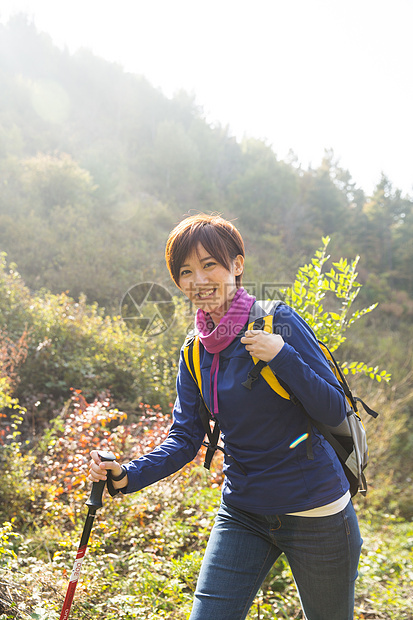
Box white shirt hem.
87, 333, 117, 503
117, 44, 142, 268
286, 490, 351, 517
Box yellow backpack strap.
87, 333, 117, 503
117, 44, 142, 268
183, 338, 195, 381
247, 314, 273, 334
192, 337, 202, 396
242, 314, 291, 400
183, 335, 245, 472
183, 335, 204, 399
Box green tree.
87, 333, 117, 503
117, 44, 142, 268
393, 198, 413, 295
229, 138, 299, 226
149, 120, 200, 202
300, 150, 350, 239
359, 175, 410, 279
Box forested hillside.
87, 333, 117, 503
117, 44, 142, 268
1, 15, 413, 619
1, 16, 413, 312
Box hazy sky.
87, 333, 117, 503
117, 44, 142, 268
1, 0, 412, 196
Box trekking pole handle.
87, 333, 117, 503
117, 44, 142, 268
85, 450, 116, 510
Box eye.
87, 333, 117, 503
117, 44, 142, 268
180, 268, 191, 277
204, 261, 216, 269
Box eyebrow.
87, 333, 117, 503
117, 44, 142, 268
180, 255, 214, 268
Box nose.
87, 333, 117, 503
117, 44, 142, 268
194, 269, 210, 285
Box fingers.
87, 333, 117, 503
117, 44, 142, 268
90, 449, 101, 465
240, 329, 271, 348
241, 330, 284, 362
241, 329, 268, 340
88, 450, 121, 482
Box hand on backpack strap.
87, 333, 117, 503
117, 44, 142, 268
241, 329, 284, 362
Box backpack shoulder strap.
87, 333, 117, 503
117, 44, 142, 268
242, 300, 292, 400
183, 335, 218, 469
248, 299, 285, 322
318, 340, 379, 419
317, 340, 357, 412
182, 333, 247, 475
183, 334, 203, 398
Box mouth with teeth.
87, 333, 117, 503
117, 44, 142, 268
197, 288, 217, 300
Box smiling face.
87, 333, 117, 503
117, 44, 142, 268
179, 243, 244, 322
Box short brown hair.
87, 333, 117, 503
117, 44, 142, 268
165, 214, 245, 288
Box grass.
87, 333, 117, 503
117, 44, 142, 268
1, 475, 413, 620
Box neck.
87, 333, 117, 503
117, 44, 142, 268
208, 293, 236, 325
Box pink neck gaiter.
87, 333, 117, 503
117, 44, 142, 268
195, 287, 256, 416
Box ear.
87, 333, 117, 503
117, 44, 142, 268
234, 254, 244, 276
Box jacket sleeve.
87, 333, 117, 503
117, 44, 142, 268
120, 348, 206, 494
268, 305, 347, 427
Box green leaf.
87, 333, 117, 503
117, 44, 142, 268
329, 312, 341, 320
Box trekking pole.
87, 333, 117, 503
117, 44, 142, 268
59, 450, 116, 620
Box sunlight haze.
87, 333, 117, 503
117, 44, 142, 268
1, 0, 412, 196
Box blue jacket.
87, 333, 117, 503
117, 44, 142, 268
122, 303, 350, 514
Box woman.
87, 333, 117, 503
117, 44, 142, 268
89, 213, 362, 620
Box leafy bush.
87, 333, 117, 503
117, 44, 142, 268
0, 389, 223, 619
284, 237, 390, 382
0, 323, 29, 442
0, 252, 184, 423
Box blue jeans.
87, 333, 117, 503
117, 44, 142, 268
189, 499, 362, 620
